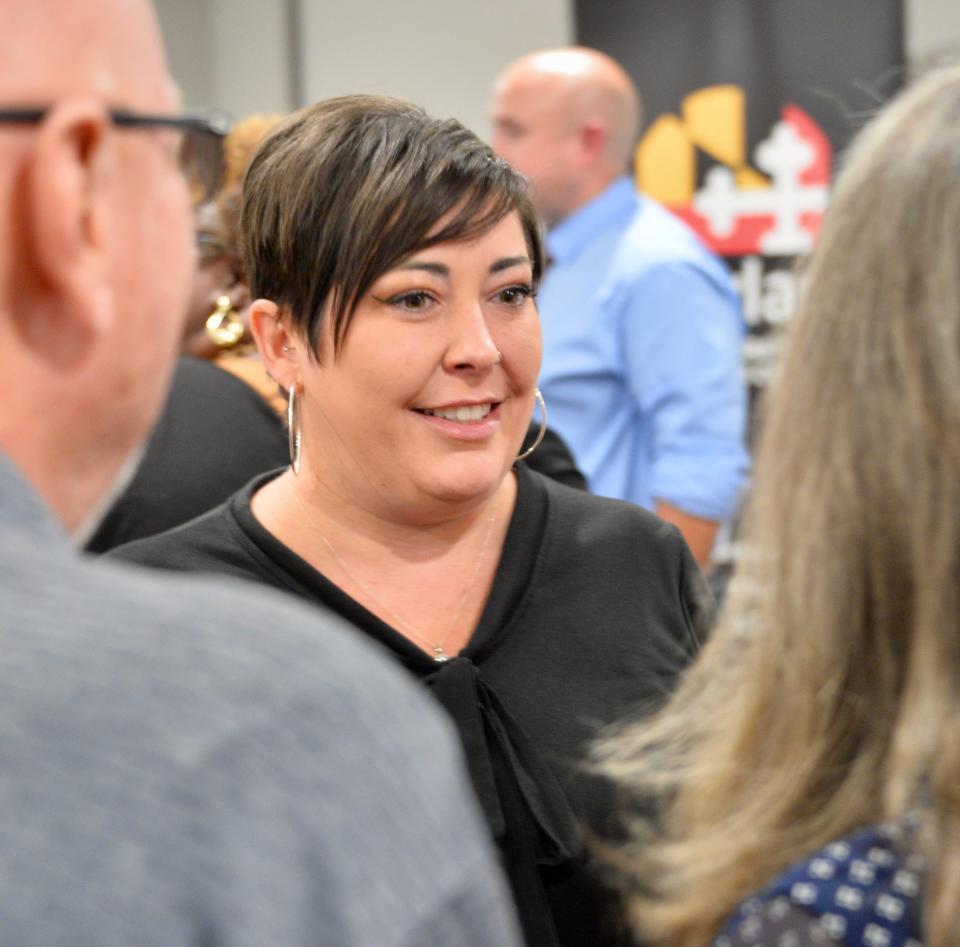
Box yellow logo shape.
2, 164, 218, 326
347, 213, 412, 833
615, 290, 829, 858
636, 85, 769, 204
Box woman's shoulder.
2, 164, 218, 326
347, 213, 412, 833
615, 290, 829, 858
104, 473, 274, 580
528, 466, 691, 562
714, 824, 924, 947
530, 466, 677, 536
107, 501, 236, 569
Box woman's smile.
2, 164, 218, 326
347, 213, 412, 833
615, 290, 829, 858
413, 401, 504, 440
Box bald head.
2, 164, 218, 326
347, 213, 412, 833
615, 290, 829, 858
0, 0, 196, 535
491, 47, 640, 225
1, 0, 175, 107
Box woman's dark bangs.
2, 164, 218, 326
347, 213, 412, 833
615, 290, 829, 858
332, 192, 516, 348
418, 186, 515, 251
327, 140, 530, 353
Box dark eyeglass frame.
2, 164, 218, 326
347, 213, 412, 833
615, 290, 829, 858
0, 106, 230, 202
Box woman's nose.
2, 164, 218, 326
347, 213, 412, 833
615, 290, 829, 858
443, 304, 499, 372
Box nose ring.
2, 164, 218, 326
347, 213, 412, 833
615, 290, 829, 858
495, 350, 503, 364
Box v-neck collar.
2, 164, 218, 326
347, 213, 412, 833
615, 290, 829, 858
0, 450, 68, 546
226, 464, 550, 672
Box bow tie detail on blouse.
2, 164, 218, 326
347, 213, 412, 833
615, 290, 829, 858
425, 656, 582, 947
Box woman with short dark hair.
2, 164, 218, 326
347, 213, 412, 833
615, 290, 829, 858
112, 95, 705, 947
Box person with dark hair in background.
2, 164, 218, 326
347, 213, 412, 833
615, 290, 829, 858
0, 1, 525, 943
111, 94, 707, 947
491, 47, 748, 566
183, 114, 282, 363
595, 64, 960, 947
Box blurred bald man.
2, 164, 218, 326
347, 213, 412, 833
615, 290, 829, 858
0, 1, 521, 944
492, 48, 748, 564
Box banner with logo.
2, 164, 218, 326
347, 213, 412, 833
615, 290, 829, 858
576, 0, 904, 398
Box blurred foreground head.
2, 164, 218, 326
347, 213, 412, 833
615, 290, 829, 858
0, 0, 199, 537
597, 64, 960, 947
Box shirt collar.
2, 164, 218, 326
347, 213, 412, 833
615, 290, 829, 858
546, 176, 640, 265
0, 449, 66, 545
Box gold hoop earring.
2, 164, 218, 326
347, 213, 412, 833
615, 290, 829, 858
516, 389, 547, 463
287, 384, 302, 475
205, 295, 245, 348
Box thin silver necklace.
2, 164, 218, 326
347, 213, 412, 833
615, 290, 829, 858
289, 483, 502, 662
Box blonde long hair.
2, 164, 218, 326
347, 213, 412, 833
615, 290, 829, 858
597, 64, 960, 947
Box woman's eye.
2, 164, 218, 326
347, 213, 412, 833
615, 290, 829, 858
387, 290, 433, 312
388, 291, 434, 312
494, 284, 535, 306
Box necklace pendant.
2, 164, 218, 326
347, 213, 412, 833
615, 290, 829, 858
432, 645, 450, 663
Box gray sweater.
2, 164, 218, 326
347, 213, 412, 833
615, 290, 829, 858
0, 453, 520, 946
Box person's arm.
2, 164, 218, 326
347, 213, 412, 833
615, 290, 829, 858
655, 500, 718, 568
624, 260, 749, 561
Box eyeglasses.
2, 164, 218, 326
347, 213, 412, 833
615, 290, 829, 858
196, 230, 239, 265
196, 231, 235, 254
0, 106, 230, 202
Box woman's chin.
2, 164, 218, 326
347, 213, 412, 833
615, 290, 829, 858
416, 454, 512, 506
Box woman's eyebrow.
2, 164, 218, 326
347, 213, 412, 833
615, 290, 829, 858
490, 256, 533, 274
396, 255, 533, 277
398, 261, 448, 276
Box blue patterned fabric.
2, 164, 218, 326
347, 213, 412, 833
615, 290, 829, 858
713, 825, 924, 947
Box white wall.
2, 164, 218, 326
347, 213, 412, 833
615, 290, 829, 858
154, 0, 573, 132
905, 0, 960, 65
155, 1, 960, 124
153, 0, 214, 107
297, 0, 573, 135
208, 0, 293, 116
156, 0, 292, 114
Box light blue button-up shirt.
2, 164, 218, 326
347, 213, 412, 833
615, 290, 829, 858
537, 176, 749, 520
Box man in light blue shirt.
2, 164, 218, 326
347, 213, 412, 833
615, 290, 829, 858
492, 48, 748, 564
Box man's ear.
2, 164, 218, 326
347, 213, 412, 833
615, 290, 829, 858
578, 120, 607, 166
17, 98, 114, 365
250, 298, 300, 390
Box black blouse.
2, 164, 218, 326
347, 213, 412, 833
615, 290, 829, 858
111, 464, 707, 947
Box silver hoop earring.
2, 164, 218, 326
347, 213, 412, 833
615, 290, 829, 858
287, 384, 302, 475
515, 389, 547, 463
